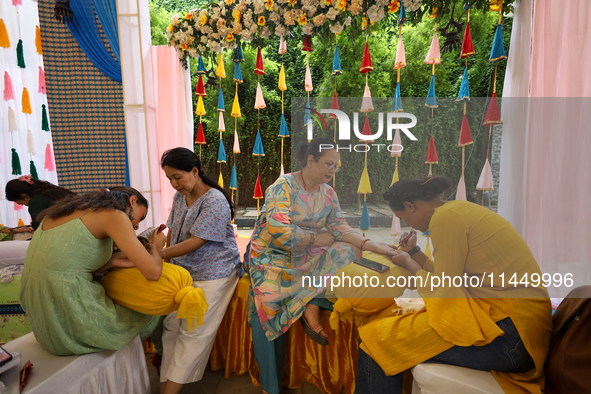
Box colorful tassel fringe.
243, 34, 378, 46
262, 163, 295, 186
35, 25, 43, 55
30, 161, 39, 179
42, 104, 50, 131
17, 39, 25, 68
12, 148, 22, 175
22, 88, 32, 114
44, 144, 55, 171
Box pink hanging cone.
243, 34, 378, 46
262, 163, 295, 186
391, 129, 402, 157
456, 175, 467, 200
391, 215, 401, 237
254, 82, 266, 109
476, 158, 494, 190
360, 83, 373, 112
304, 63, 313, 92
233, 129, 240, 153
278, 34, 287, 54
12, 0, 23, 6
45, 143, 55, 171
3, 72, 14, 101
38, 67, 46, 94
14, 202, 24, 211
424, 32, 441, 65
280, 163, 285, 176
218, 112, 225, 132
394, 37, 406, 69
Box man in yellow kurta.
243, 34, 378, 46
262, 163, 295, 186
355, 177, 552, 394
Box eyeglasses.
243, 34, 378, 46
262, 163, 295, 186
318, 159, 341, 173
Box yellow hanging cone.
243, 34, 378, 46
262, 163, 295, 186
231, 93, 241, 117
390, 166, 399, 187
0, 19, 10, 48
425, 237, 432, 260
357, 165, 372, 194
18, 218, 25, 226
22, 88, 32, 114
35, 25, 43, 55
215, 52, 226, 79
195, 96, 206, 116
278, 64, 287, 91
218, 172, 224, 188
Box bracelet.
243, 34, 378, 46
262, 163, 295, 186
92, 269, 110, 281
307, 232, 316, 248
360, 239, 370, 251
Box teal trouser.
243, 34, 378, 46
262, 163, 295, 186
250, 297, 333, 394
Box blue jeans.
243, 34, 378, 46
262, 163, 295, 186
355, 317, 535, 394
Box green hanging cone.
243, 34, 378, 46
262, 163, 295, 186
42, 104, 50, 131
30, 161, 39, 179
17, 39, 25, 68
11, 148, 22, 175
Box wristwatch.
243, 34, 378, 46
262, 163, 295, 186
407, 246, 421, 256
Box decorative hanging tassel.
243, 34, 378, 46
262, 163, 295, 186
360, 83, 374, 112
44, 144, 55, 171
215, 52, 226, 79
22, 88, 32, 114
35, 25, 43, 55
13, 0, 23, 5
42, 104, 50, 131
53, 0, 74, 24
17, 39, 25, 68
195, 123, 206, 145
230, 164, 237, 191
233, 129, 240, 153
8, 107, 17, 131
17, 219, 25, 228
304, 63, 313, 92
391, 216, 401, 237
218, 173, 224, 188
360, 201, 370, 232
12, 148, 22, 175
30, 160, 39, 179
14, 202, 24, 211
0, 19, 10, 48
456, 175, 467, 200
4, 72, 15, 101
27, 129, 36, 155
254, 82, 266, 109
38, 67, 46, 94
217, 139, 227, 163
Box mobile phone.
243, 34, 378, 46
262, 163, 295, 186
0, 345, 13, 367
354, 257, 390, 273
156, 224, 167, 234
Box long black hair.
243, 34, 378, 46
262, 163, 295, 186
161, 147, 235, 219
383, 177, 451, 211
295, 137, 337, 169
5, 178, 75, 202
40, 186, 148, 220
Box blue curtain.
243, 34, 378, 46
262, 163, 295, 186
64, 0, 121, 82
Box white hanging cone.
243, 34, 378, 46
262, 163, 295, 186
27, 129, 36, 155
218, 112, 226, 132
280, 163, 284, 176
254, 82, 266, 109
278, 34, 287, 54
476, 158, 494, 190
305, 63, 313, 92
391, 129, 402, 157
394, 37, 406, 68
424, 32, 441, 65
360, 83, 374, 112
456, 175, 467, 200
391, 215, 401, 236
8, 107, 17, 131
233, 129, 240, 153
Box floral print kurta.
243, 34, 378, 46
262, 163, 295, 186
248, 174, 361, 341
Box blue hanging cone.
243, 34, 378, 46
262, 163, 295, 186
397, 3, 407, 25
233, 45, 245, 63
217, 139, 227, 163
392, 82, 403, 112
332, 43, 342, 76
360, 201, 371, 232
253, 130, 265, 156
425, 75, 438, 108
230, 164, 238, 190
456, 67, 471, 102
197, 56, 206, 74
217, 89, 225, 112
233, 62, 243, 83
304, 99, 311, 127
489, 24, 507, 62
279, 114, 289, 137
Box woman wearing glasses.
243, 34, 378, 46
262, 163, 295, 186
247, 137, 397, 394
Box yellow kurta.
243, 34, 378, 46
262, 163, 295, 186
359, 201, 552, 394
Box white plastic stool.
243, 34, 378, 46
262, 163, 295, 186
411, 364, 504, 394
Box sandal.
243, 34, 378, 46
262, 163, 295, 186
300, 314, 329, 346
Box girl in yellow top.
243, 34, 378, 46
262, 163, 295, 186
355, 177, 552, 394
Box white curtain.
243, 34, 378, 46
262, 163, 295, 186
0, 0, 58, 227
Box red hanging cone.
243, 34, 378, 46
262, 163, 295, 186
425, 135, 438, 164
253, 174, 263, 199
360, 115, 372, 144
254, 47, 265, 75
360, 42, 373, 73
195, 75, 206, 96
329, 93, 339, 119
195, 123, 206, 145
458, 114, 473, 147
302, 35, 313, 52
460, 21, 475, 58
483, 92, 502, 126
